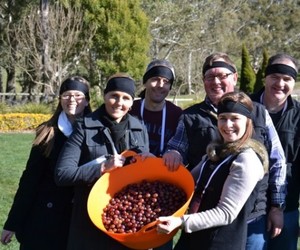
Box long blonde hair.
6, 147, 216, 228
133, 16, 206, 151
33, 76, 92, 157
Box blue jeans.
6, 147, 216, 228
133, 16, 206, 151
268, 210, 299, 250
246, 215, 268, 250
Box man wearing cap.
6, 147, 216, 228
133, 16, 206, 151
163, 52, 287, 250
130, 59, 182, 158
250, 53, 300, 250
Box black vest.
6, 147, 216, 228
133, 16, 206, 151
182, 100, 269, 220
175, 155, 263, 250
251, 89, 300, 211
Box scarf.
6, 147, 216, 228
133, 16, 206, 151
58, 111, 73, 137
99, 105, 129, 153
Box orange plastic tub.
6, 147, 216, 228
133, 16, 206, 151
87, 156, 194, 250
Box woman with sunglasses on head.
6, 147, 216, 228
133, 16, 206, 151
157, 91, 268, 250
55, 73, 150, 250
1, 76, 92, 250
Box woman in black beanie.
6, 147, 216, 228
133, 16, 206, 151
55, 73, 150, 250
1, 76, 92, 249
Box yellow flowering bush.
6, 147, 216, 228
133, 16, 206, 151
0, 113, 51, 132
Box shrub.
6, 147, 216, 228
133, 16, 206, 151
0, 103, 54, 114
0, 113, 51, 132
89, 86, 104, 110
0, 103, 11, 114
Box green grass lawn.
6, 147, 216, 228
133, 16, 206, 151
0, 133, 34, 250
0, 133, 299, 250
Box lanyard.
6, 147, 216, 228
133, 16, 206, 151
195, 154, 234, 202
140, 99, 166, 155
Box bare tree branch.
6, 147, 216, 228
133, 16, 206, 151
10, 3, 96, 96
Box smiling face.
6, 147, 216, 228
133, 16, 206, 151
264, 58, 296, 106
203, 60, 238, 106
60, 90, 88, 117
218, 112, 248, 143
144, 76, 171, 104
104, 91, 133, 122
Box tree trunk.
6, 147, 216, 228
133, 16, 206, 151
187, 51, 192, 95
40, 0, 50, 102
5, 67, 16, 104
0, 69, 3, 103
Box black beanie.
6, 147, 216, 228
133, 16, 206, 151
143, 59, 175, 86
59, 78, 90, 100
104, 76, 136, 99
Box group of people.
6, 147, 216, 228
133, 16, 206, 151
0, 52, 299, 250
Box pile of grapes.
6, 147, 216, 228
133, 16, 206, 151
102, 180, 187, 233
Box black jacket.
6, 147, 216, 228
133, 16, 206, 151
4, 129, 73, 250
251, 88, 300, 211
55, 106, 149, 250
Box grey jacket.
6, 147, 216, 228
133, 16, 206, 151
55, 107, 149, 250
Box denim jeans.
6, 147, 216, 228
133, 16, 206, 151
268, 210, 299, 250
246, 215, 268, 250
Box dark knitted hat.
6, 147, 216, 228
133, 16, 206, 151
104, 75, 136, 99
143, 59, 175, 86
59, 78, 90, 100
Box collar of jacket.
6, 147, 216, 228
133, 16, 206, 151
206, 138, 269, 173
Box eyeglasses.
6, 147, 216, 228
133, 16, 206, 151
60, 94, 85, 100
204, 73, 233, 82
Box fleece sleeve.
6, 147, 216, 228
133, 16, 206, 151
183, 149, 264, 233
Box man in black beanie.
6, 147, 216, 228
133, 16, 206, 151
143, 59, 175, 86
130, 59, 182, 156
250, 53, 299, 250
130, 59, 182, 249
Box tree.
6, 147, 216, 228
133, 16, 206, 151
40, 0, 50, 92
140, 0, 252, 96
141, 0, 300, 96
11, 2, 96, 100
1, 0, 300, 103
231, 0, 300, 63
254, 48, 269, 93
76, 0, 150, 90
1, 0, 150, 103
0, 0, 33, 103
240, 44, 256, 94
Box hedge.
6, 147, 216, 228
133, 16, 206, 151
0, 113, 51, 132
